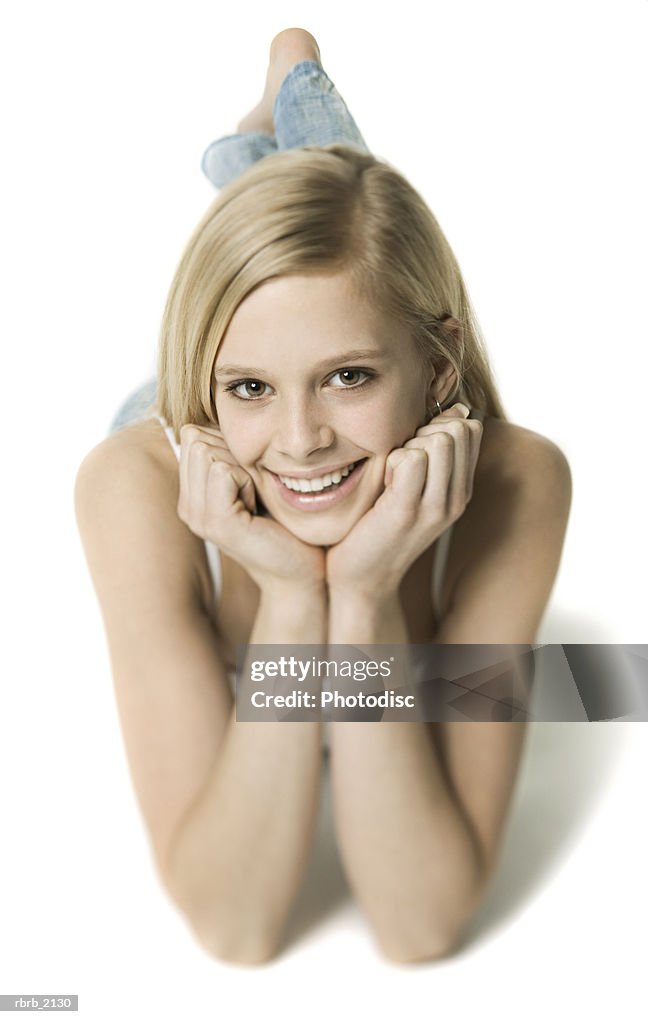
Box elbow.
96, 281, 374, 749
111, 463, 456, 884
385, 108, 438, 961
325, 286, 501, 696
374, 876, 487, 966
191, 920, 281, 966
166, 881, 281, 966
158, 843, 282, 965
167, 889, 281, 965
376, 916, 475, 965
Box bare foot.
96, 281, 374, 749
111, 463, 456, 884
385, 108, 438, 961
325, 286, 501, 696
236, 28, 322, 135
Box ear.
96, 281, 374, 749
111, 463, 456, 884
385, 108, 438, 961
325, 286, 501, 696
426, 359, 459, 413
425, 317, 463, 411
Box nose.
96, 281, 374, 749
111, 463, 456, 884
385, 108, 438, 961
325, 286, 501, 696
273, 395, 335, 462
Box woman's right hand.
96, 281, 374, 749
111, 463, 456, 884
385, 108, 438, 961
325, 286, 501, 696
176, 424, 326, 592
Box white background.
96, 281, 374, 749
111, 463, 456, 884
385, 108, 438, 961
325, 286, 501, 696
1, 0, 647, 1020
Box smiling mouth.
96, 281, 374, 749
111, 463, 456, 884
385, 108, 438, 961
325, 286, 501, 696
269, 458, 369, 509
276, 459, 365, 493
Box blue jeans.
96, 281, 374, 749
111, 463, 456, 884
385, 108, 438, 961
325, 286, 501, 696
108, 60, 370, 435
201, 59, 369, 188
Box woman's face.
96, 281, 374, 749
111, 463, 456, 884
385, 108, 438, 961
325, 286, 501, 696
213, 271, 433, 547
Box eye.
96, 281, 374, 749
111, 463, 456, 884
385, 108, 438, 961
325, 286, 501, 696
329, 368, 373, 389
221, 368, 375, 403
223, 379, 270, 400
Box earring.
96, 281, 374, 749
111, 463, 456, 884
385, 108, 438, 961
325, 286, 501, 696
428, 398, 442, 419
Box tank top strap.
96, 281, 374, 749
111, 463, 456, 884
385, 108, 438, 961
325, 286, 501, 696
155, 414, 223, 602
156, 413, 181, 459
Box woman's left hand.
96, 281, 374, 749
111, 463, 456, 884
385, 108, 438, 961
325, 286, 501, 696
325, 403, 484, 597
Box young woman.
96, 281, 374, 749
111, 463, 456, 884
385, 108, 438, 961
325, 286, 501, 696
74, 29, 572, 965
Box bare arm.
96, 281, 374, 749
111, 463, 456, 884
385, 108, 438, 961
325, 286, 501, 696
327, 591, 484, 964
163, 584, 326, 965
74, 431, 326, 965
327, 436, 572, 963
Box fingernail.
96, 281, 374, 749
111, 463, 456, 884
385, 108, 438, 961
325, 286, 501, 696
454, 403, 470, 418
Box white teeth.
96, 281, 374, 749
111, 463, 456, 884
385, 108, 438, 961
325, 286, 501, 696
279, 462, 357, 493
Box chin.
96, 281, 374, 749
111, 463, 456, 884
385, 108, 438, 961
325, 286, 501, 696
301, 526, 351, 548
275, 514, 355, 548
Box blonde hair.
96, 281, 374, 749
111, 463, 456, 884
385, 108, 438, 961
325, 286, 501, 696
156, 143, 508, 442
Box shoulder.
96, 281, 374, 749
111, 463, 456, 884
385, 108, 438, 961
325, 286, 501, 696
74, 418, 187, 536
440, 416, 572, 643
475, 415, 572, 510
74, 418, 212, 613
75, 418, 176, 491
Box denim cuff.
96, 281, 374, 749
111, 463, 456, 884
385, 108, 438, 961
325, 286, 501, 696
200, 59, 370, 192
201, 131, 277, 189
272, 59, 369, 153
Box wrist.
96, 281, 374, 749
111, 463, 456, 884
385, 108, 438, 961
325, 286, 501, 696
328, 586, 406, 645
259, 579, 327, 606
326, 564, 403, 605
252, 583, 327, 647
327, 584, 400, 609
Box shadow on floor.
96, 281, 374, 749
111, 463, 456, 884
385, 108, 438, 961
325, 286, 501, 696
283, 610, 632, 952
461, 718, 627, 948
281, 757, 352, 948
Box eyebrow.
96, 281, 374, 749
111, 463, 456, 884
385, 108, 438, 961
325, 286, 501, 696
213, 348, 388, 377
